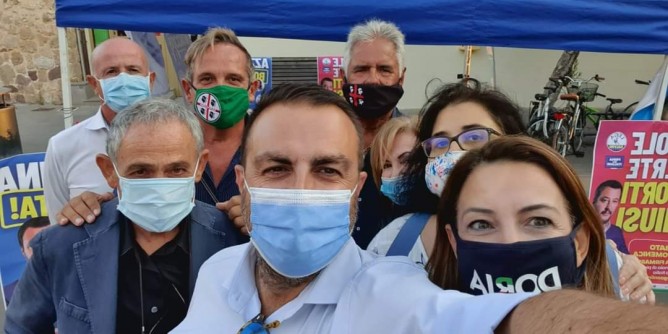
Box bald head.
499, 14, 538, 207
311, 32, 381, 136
90, 37, 149, 78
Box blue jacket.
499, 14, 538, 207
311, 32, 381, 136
5, 199, 247, 334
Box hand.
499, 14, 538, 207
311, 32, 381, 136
217, 195, 247, 235
619, 251, 655, 305
56, 191, 114, 226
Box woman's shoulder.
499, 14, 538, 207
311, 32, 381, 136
366, 213, 415, 255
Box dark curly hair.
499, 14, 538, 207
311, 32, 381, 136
399, 79, 526, 214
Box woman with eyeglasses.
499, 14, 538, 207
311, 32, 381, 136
368, 80, 523, 265
367, 80, 655, 303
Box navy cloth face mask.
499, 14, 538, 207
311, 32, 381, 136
454, 226, 585, 295
342, 83, 404, 119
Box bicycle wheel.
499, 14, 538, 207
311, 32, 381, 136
571, 111, 585, 153
621, 102, 638, 120
527, 118, 543, 138
551, 122, 570, 157
424, 78, 444, 100
527, 119, 552, 145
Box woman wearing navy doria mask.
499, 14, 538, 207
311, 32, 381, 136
429, 136, 614, 297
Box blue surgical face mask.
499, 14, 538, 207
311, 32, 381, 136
115, 161, 198, 233
98, 72, 151, 113
380, 176, 407, 205
246, 181, 356, 278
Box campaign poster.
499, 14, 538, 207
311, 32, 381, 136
317, 56, 344, 96
589, 121, 668, 289
0, 153, 47, 305
251, 57, 272, 110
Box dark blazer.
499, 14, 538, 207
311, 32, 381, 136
5, 199, 247, 334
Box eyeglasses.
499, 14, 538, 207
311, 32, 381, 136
421, 127, 501, 158
238, 314, 280, 334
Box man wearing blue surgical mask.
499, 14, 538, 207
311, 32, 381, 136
6, 98, 246, 333
44, 37, 156, 225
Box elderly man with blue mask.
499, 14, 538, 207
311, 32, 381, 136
172, 84, 668, 333
6, 98, 246, 333
43, 37, 156, 225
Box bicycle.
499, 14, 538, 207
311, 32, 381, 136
527, 77, 567, 144
580, 97, 625, 130
577, 79, 648, 131
553, 74, 604, 157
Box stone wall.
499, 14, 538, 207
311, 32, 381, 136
0, 0, 82, 104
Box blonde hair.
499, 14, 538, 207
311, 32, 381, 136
184, 27, 254, 83
369, 116, 418, 189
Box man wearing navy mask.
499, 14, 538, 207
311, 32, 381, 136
340, 20, 407, 248
5, 98, 245, 333
44, 37, 155, 225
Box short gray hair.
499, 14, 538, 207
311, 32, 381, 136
106, 98, 204, 162
343, 19, 406, 75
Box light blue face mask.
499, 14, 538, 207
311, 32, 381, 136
246, 181, 356, 278
115, 161, 197, 233
380, 176, 407, 205
98, 72, 151, 113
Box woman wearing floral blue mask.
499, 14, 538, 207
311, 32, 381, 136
369, 116, 418, 206
368, 80, 524, 265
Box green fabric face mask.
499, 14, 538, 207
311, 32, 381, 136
193, 85, 250, 129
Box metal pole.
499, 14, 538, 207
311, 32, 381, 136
58, 27, 74, 128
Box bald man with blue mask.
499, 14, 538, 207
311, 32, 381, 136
43, 37, 156, 226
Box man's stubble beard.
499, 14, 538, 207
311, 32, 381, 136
248, 188, 360, 291
256, 257, 317, 291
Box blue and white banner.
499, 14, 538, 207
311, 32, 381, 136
631, 57, 668, 121
250, 57, 272, 110
0, 153, 47, 305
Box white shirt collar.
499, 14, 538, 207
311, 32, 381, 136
226, 239, 365, 321
85, 108, 108, 131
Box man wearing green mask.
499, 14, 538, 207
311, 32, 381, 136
54, 28, 257, 228
180, 27, 257, 208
